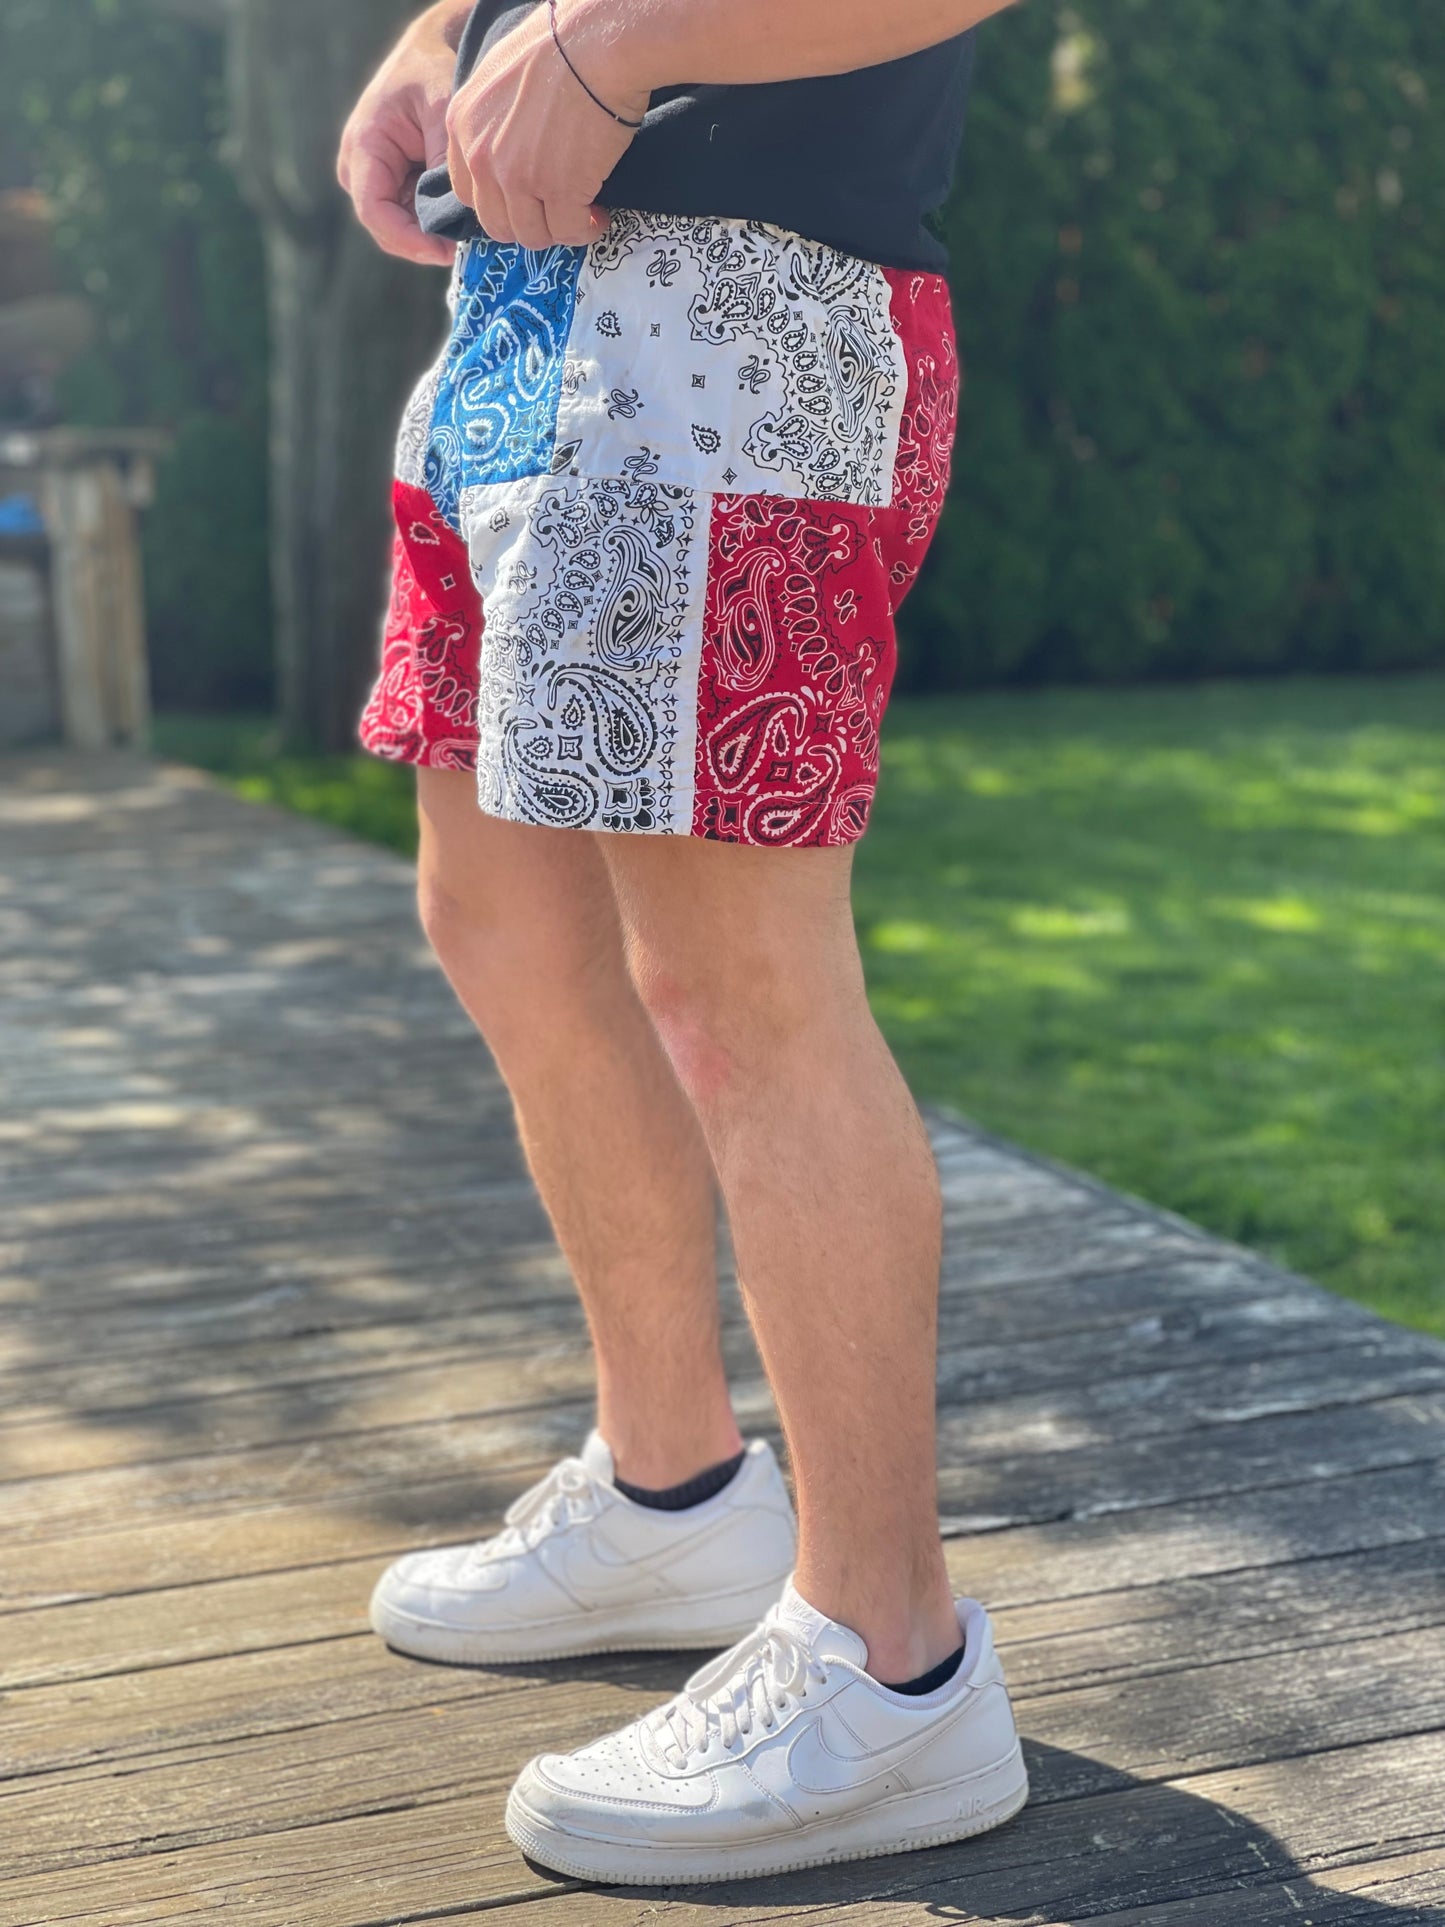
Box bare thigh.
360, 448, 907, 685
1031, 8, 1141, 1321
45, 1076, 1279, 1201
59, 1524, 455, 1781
415, 767, 631, 1026
594, 834, 865, 1078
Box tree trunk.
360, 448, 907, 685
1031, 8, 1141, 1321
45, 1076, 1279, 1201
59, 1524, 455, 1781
226, 0, 447, 750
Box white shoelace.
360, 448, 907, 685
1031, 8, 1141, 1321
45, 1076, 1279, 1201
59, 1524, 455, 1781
648, 1621, 830, 1766
468, 1457, 604, 1562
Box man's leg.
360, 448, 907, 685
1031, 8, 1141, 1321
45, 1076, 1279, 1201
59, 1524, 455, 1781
416, 768, 740, 1486
597, 833, 959, 1684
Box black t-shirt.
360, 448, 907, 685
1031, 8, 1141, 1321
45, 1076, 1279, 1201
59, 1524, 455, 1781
416, 3, 975, 271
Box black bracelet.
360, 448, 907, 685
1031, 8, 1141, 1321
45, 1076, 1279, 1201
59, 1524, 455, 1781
548, 0, 646, 130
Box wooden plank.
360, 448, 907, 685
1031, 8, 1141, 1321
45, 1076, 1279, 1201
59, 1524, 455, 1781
0, 1206, 1204, 1356
0, 1463, 560, 1609
0, 1797, 539, 1927
2, 1533, 1445, 1865
0, 1117, 1049, 1222
0, 1556, 382, 1690
0, 1256, 1312, 1427
4, 1464, 1442, 1691
958, 1455, 1445, 1605
5, 1401, 1444, 1615
6, 1539, 1443, 1773
4, 1626, 1444, 1877
0, 1131, 531, 1220
2, 1730, 1439, 1927
994, 1534, 1445, 1692
485, 1747, 1445, 1926
1, 1329, 1435, 1502
1022, 1622, 1445, 1793
5, 1362, 1443, 1555
937, 1341, 1445, 1455
0, 1248, 1271, 1409
2, 1282, 1422, 1479
935, 1390, 1445, 1529
1024, 1857, 1445, 1927
488, 1855, 1445, 1927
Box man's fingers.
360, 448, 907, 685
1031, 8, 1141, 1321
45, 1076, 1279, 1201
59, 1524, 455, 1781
343, 123, 415, 215
506, 191, 556, 252
448, 129, 516, 246
348, 147, 455, 265
422, 112, 451, 175
466, 166, 515, 244
446, 125, 479, 214
471, 192, 515, 244
544, 199, 606, 248
369, 205, 457, 266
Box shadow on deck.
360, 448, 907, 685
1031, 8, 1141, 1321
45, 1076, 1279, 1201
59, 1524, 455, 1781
1, 751, 1442, 1925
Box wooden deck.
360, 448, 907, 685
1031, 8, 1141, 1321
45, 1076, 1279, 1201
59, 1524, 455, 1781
2, 749, 1443, 1927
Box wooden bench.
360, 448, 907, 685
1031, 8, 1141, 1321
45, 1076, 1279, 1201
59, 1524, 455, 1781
0, 428, 167, 750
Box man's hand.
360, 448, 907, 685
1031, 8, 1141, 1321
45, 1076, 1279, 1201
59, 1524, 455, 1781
338, 1, 470, 266
445, 4, 650, 250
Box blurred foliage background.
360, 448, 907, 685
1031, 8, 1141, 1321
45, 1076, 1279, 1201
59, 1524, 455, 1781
0, 0, 271, 713
916, 0, 1445, 690
5, 0, 1442, 704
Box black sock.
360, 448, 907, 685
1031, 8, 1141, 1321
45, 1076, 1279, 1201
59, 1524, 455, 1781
614, 1448, 747, 1512
882, 1642, 967, 1696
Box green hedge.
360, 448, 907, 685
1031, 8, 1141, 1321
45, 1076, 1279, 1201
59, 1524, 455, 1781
1, 0, 271, 711
6, 2, 1443, 703
903, 0, 1445, 689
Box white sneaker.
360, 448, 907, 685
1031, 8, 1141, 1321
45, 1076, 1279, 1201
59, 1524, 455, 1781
505, 1581, 1029, 1883
369, 1433, 796, 1665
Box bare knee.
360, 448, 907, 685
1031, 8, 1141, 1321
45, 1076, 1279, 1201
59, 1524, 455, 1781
416, 865, 511, 1020
628, 937, 830, 1115
600, 838, 864, 1109
416, 864, 498, 969
417, 853, 623, 1052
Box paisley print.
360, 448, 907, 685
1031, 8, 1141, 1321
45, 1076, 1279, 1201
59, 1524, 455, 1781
358, 213, 958, 846
394, 361, 444, 494
559, 212, 907, 507
426, 241, 582, 529
358, 480, 484, 772
593, 522, 680, 670
462, 475, 703, 835
694, 493, 891, 844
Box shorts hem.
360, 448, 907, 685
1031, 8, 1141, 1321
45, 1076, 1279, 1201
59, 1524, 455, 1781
469, 787, 874, 849
358, 727, 478, 772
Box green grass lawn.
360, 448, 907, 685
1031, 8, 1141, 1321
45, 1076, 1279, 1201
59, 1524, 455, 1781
155, 673, 1445, 1336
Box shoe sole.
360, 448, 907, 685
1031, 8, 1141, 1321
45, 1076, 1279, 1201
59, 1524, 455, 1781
504, 1741, 1029, 1884
370, 1580, 788, 1667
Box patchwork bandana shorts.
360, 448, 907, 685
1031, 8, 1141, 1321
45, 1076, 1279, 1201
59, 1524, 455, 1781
358, 211, 958, 847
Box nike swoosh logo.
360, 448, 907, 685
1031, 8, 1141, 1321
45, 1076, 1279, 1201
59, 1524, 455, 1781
786, 1704, 963, 1798
547, 1514, 736, 1606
